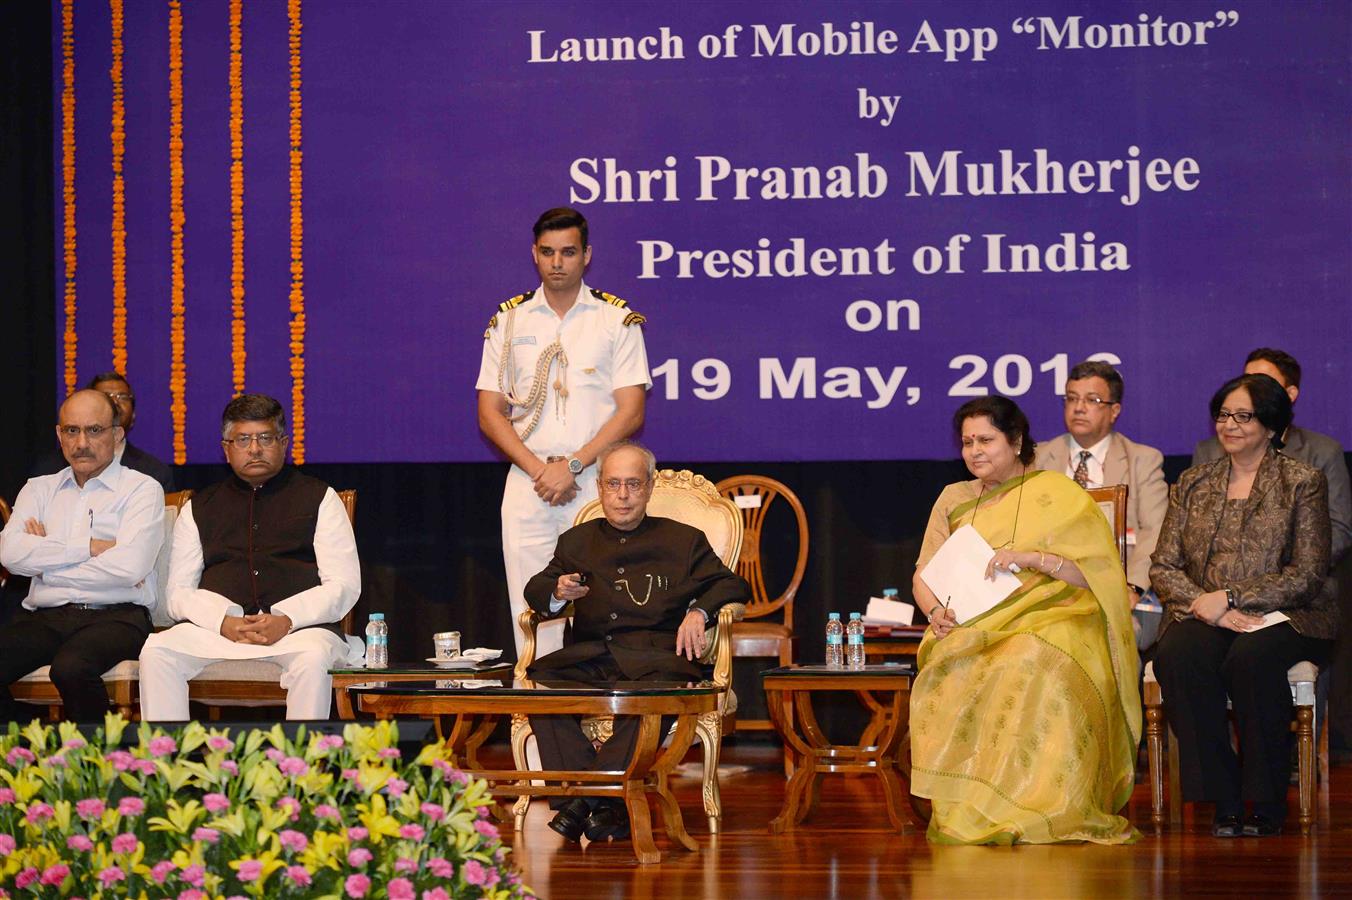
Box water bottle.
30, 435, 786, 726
825, 613, 844, 669
365, 613, 388, 669
847, 612, 866, 670
881, 587, 899, 601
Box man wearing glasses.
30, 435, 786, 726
0, 390, 164, 721
1034, 359, 1167, 597
138, 394, 362, 720
522, 441, 749, 843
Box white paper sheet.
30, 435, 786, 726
863, 596, 915, 626
1252, 611, 1290, 630
919, 524, 1023, 624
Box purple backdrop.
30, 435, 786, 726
54, 1, 1352, 463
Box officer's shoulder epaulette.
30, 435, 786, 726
485, 290, 536, 338
591, 288, 645, 326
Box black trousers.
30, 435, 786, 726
0, 604, 152, 723
1154, 618, 1333, 813
529, 655, 683, 810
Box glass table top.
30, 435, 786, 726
346, 679, 718, 697
330, 662, 512, 675
761, 663, 914, 677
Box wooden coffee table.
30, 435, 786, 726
330, 662, 512, 719
761, 664, 915, 834
350, 678, 719, 865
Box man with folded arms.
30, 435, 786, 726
524, 440, 749, 843
139, 394, 361, 721
0, 390, 164, 722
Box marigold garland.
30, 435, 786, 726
168, 0, 187, 464
229, 0, 246, 396
61, 0, 78, 397
287, 0, 306, 464
109, 0, 127, 374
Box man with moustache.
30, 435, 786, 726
0, 390, 164, 721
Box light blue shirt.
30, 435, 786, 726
0, 458, 164, 610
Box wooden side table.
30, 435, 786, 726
761, 665, 914, 834
330, 663, 512, 719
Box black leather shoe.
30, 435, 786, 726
1242, 814, 1283, 837
548, 799, 591, 843
1211, 814, 1243, 838
583, 804, 631, 842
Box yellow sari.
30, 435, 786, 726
910, 470, 1141, 845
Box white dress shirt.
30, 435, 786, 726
0, 459, 164, 610
1063, 434, 1113, 489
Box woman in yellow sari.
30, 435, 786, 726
909, 396, 1141, 844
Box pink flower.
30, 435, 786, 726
285, 865, 312, 887
279, 829, 308, 852
150, 861, 176, 884
25, 802, 54, 824
133, 758, 157, 775
117, 796, 145, 817
220, 760, 239, 776
447, 767, 469, 785
379, 747, 401, 759
425, 857, 453, 879
63, 737, 87, 750
395, 858, 417, 874
206, 736, 234, 751
314, 804, 340, 821
422, 890, 450, 900
15, 869, 38, 889
236, 860, 263, 882
5, 747, 35, 766
385, 777, 408, 797
387, 878, 415, 900
148, 736, 177, 757
40, 864, 70, 886
66, 835, 94, 852
347, 847, 373, 867
105, 750, 134, 770
180, 864, 206, 887
0, 834, 15, 856
474, 819, 499, 840
191, 827, 219, 844
347, 826, 369, 842
111, 832, 139, 854
265, 748, 285, 763
177, 891, 206, 900
0, 788, 14, 804
344, 874, 371, 897
203, 793, 230, 813
420, 802, 445, 821
342, 768, 360, 782
399, 823, 424, 841
463, 860, 489, 887
97, 867, 126, 887
278, 756, 308, 777
46, 754, 67, 768
76, 798, 106, 819
317, 734, 344, 750
276, 796, 301, 821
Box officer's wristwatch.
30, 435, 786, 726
566, 456, 584, 475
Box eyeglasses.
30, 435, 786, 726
600, 477, 649, 494
1214, 410, 1256, 424
1062, 394, 1115, 408
223, 432, 286, 449
101, 392, 134, 403
58, 424, 116, 440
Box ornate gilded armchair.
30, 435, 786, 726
512, 468, 745, 833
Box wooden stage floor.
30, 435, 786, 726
493, 740, 1352, 899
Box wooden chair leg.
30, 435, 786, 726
1166, 725, 1183, 825
1145, 702, 1165, 831
695, 709, 722, 834
510, 713, 532, 830
1295, 705, 1315, 835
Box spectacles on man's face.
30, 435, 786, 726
600, 477, 649, 494
1214, 410, 1256, 424
223, 432, 286, 449
101, 391, 134, 404
58, 424, 116, 441
1063, 394, 1115, 408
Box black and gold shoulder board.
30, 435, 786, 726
623, 311, 646, 327
590, 288, 628, 309
486, 290, 535, 338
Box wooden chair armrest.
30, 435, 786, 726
703, 603, 746, 686
514, 603, 574, 680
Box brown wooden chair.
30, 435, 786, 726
713, 475, 808, 736
512, 469, 745, 833
9, 490, 194, 721
1085, 484, 1128, 571
184, 489, 358, 716
0, 496, 11, 586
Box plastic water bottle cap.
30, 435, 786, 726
369, 613, 384, 621
882, 588, 898, 597
828, 612, 841, 620
849, 612, 862, 620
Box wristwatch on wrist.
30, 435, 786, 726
1225, 587, 1237, 610
566, 455, 584, 475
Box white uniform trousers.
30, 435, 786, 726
139, 625, 353, 721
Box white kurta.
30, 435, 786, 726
139, 487, 362, 720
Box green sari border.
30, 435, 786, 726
946, 469, 1046, 529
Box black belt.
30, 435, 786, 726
47, 602, 142, 612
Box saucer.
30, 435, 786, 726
425, 657, 480, 670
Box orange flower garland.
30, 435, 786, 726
109, 0, 127, 374
287, 0, 306, 463
168, 0, 187, 463
229, 0, 246, 396
61, 0, 78, 396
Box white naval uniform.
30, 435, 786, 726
476, 281, 651, 661
138, 489, 363, 720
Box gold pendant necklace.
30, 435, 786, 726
616, 575, 654, 607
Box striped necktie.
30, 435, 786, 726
1073, 450, 1092, 488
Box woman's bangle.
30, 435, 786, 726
1038, 551, 1047, 572
1050, 554, 1066, 575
